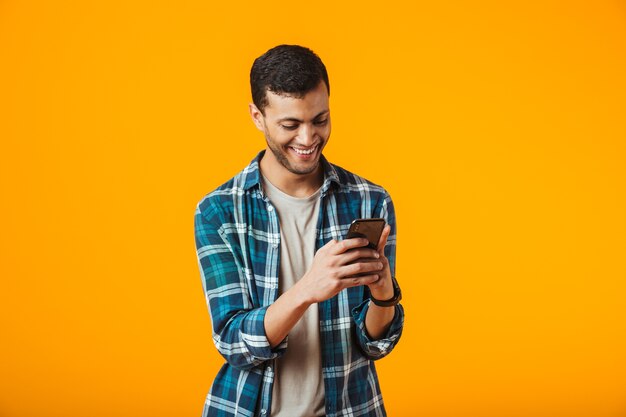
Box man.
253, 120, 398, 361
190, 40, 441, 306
194, 44, 404, 417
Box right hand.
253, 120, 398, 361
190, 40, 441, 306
295, 238, 384, 305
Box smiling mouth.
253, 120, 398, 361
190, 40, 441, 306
288, 145, 319, 156
290, 146, 316, 155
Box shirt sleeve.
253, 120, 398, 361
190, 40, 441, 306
351, 190, 405, 360
194, 198, 287, 370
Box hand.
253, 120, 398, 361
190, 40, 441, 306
367, 225, 394, 301
295, 238, 384, 305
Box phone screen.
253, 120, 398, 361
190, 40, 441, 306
345, 218, 386, 249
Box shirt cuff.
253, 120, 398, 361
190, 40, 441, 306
351, 299, 404, 359
241, 305, 288, 360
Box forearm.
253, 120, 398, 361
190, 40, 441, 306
264, 282, 312, 348
364, 301, 395, 340
364, 251, 396, 340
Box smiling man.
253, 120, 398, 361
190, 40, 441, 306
194, 45, 404, 417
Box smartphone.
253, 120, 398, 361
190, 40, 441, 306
345, 218, 386, 249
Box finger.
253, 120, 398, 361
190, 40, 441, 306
340, 248, 380, 264
343, 274, 380, 288
339, 260, 384, 278
331, 237, 370, 255
377, 225, 391, 254
369, 275, 388, 288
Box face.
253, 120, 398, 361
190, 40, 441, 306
250, 81, 331, 176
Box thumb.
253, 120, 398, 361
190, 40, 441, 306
377, 224, 391, 255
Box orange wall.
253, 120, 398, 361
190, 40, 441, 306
1, 1, 625, 416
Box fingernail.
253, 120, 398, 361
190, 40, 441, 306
374, 253, 380, 258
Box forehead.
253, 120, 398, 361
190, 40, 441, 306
264, 82, 329, 119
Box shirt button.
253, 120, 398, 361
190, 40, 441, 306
261, 409, 267, 415
267, 205, 273, 211
272, 243, 278, 249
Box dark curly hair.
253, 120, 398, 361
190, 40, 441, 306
250, 44, 330, 115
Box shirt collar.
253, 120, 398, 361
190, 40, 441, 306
243, 150, 341, 194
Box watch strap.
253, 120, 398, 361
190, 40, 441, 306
370, 276, 402, 307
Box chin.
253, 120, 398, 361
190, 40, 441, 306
290, 163, 320, 175
281, 155, 318, 175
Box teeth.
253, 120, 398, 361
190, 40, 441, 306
292, 147, 315, 155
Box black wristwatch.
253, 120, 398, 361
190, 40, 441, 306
370, 276, 402, 307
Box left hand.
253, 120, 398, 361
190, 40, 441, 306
367, 224, 394, 300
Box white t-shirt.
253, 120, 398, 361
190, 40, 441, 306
261, 175, 325, 417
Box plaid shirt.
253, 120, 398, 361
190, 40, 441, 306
194, 151, 404, 417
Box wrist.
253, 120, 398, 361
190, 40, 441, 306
369, 274, 394, 300
369, 285, 394, 301
370, 276, 402, 307
290, 277, 315, 308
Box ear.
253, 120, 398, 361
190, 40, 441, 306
249, 103, 265, 132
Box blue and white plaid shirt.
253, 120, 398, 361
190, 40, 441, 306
194, 151, 404, 417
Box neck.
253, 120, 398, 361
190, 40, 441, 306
259, 150, 324, 198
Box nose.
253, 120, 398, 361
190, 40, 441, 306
297, 124, 316, 146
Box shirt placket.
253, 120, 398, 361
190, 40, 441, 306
258, 193, 281, 416
317, 185, 339, 417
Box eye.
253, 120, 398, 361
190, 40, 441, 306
314, 119, 329, 126
281, 125, 298, 131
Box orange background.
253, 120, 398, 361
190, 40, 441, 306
1, 1, 625, 416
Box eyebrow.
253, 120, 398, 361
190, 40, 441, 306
276, 110, 329, 124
